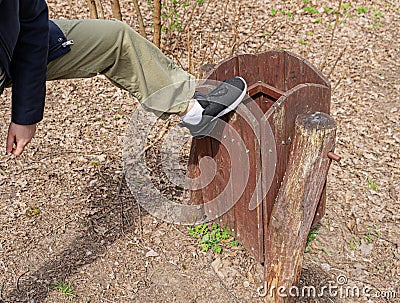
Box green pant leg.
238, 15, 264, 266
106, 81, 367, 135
46, 19, 195, 114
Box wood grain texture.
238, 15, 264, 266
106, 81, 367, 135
264, 113, 336, 303
187, 51, 332, 264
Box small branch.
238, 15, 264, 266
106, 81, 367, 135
95, 0, 104, 19
255, 23, 284, 53
117, 170, 130, 234
211, 0, 230, 61
110, 0, 122, 20
230, 3, 241, 55
209, 262, 241, 303
141, 120, 171, 156
327, 45, 347, 78
332, 76, 343, 93
320, 0, 343, 71
187, 28, 193, 74
0, 280, 5, 302
153, 0, 162, 48
86, 0, 98, 18
15, 270, 29, 292
132, 0, 147, 38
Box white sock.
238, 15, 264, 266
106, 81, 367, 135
181, 99, 204, 125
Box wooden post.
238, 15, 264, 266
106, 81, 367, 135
263, 112, 337, 302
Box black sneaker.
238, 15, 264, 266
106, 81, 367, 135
181, 76, 247, 137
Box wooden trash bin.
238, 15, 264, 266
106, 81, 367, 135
186, 50, 337, 299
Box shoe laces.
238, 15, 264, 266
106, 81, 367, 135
198, 86, 228, 102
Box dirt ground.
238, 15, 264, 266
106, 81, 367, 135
0, 0, 399, 302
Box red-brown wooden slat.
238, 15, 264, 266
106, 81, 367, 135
206, 119, 234, 226
258, 51, 286, 92
230, 108, 263, 262
284, 51, 331, 90
188, 136, 214, 208
238, 54, 261, 87
247, 82, 284, 101
210, 58, 239, 227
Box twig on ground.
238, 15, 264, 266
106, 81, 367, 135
15, 270, 29, 292
0, 280, 5, 302
209, 264, 241, 303
117, 170, 131, 234
136, 199, 143, 238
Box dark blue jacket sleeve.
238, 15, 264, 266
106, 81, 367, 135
10, 0, 49, 125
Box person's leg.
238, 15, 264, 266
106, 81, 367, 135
46, 19, 195, 115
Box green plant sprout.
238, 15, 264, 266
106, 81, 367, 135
367, 177, 378, 191
340, 3, 351, 10
53, 280, 75, 301
303, 6, 319, 14
356, 7, 368, 14
300, 39, 309, 45
188, 223, 239, 254
305, 230, 319, 252
280, 10, 294, 17
350, 229, 381, 251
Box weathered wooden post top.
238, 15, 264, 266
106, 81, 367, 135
187, 50, 339, 301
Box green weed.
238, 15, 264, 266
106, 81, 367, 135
281, 10, 294, 17
303, 6, 319, 14
350, 229, 381, 251
340, 3, 351, 10
350, 238, 360, 250
356, 7, 368, 14
24, 206, 40, 218
305, 230, 319, 252
53, 280, 75, 301
188, 224, 239, 254
367, 177, 378, 191
300, 39, 309, 45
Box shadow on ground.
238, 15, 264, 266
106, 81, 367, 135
2, 166, 139, 303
